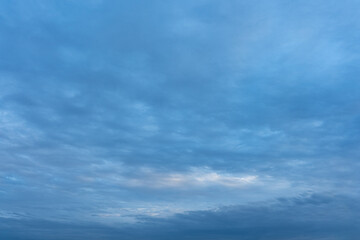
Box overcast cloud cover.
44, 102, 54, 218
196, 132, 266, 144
1, 0, 360, 239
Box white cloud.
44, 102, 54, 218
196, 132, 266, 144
106, 167, 259, 189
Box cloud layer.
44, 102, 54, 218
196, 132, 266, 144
1, 0, 360, 239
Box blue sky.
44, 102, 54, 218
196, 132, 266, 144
1, 0, 360, 239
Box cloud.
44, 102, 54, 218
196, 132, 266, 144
131, 193, 360, 240
2, 194, 360, 240
100, 167, 259, 189
1, 0, 360, 239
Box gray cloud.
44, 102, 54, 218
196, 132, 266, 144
1, 194, 359, 240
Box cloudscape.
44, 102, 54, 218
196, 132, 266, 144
1, 1, 360, 239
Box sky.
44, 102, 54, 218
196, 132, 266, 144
1, 0, 360, 239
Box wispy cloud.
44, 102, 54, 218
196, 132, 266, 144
118, 167, 259, 189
